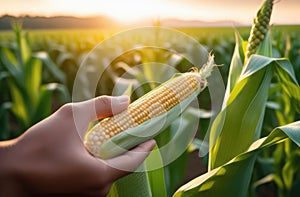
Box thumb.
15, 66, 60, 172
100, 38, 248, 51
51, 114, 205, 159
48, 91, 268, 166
73, 95, 130, 137
94, 95, 130, 119
104, 139, 156, 182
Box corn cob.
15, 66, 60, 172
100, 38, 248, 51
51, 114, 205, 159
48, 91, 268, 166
84, 54, 217, 159
246, 0, 274, 60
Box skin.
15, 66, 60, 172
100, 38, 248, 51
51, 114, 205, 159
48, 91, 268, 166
0, 96, 156, 196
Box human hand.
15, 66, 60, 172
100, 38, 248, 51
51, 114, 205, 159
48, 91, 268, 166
0, 96, 156, 196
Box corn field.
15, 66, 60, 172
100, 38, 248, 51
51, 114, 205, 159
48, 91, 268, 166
1, 2, 300, 196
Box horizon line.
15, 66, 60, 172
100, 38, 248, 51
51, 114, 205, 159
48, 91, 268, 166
1, 14, 299, 27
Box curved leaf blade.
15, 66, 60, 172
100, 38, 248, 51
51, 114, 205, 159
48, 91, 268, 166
174, 121, 300, 197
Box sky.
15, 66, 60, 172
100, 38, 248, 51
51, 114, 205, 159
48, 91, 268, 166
0, 0, 299, 25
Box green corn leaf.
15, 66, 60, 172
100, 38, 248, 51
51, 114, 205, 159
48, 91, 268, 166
224, 29, 244, 101
143, 61, 156, 89
209, 56, 273, 170
108, 165, 152, 197
108, 145, 167, 197
13, 22, 31, 66
24, 57, 42, 113
145, 145, 167, 197
160, 107, 201, 195
188, 138, 209, 156
0, 71, 9, 81
20, 32, 31, 65
164, 150, 189, 196
107, 96, 199, 197
107, 106, 199, 197
282, 149, 297, 191
0, 102, 12, 140
210, 55, 300, 170
34, 52, 66, 84
256, 31, 272, 57
121, 82, 133, 97
174, 121, 300, 197
33, 83, 70, 123
113, 77, 137, 97
55, 51, 76, 67
223, 29, 272, 105
0, 47, 23, 87
251, 174, 275, 195
9, 81, 29, 128
275, 62, 300, 112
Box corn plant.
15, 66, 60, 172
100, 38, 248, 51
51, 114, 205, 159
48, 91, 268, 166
174, 0, 300, 196
0, 23, 69, 139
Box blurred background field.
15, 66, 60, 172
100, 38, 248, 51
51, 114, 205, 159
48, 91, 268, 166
1, 23, 300, 188
1, 25, 299, 99
1, 0, 300, 196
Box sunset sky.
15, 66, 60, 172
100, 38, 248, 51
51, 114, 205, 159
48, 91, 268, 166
0, 0, 299, 25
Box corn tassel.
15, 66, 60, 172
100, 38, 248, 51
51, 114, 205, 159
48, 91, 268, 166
84, 54, 217, 159
246, 0, 274, 60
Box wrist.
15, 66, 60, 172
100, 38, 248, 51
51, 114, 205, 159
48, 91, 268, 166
0, 138, 19, 172
0, 138, 25, 196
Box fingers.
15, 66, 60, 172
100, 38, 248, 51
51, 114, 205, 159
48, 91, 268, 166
97, 95, 130, 119
82, 95, 130, 120
104, 139, 156, 182
71, 95, 130, 137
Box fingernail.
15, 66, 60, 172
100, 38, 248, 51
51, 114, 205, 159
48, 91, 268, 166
110, 96, 130, 116
147, 139, 157, 149
116, 95, 130, 104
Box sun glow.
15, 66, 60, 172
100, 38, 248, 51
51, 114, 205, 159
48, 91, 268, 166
100, 0, 159, 23
41, 0, 162, 23
0, 0, 299, 25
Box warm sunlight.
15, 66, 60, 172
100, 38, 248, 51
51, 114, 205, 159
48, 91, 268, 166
0, 0, 159, 22
99, 0, 159, 23
43, 0, 164, 23
0, 0, 299, 25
